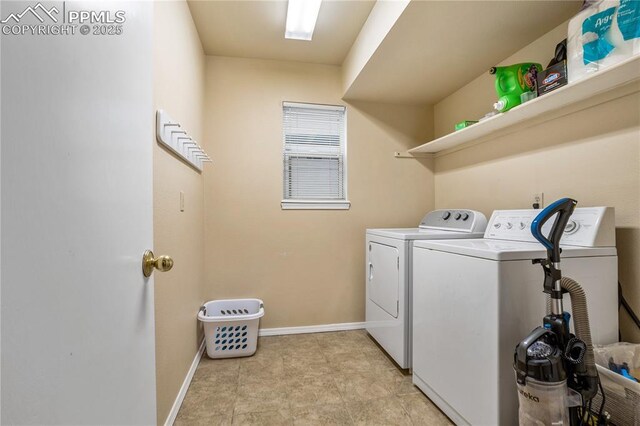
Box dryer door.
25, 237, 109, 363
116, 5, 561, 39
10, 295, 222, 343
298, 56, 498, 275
368, 242, 400, 318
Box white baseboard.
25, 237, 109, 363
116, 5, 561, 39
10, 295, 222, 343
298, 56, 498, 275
258, 321, 366, 336
164, 338, 206, 426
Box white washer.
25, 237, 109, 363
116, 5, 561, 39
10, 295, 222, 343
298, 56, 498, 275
411, 207, 618, 426
366, 209, 487, 369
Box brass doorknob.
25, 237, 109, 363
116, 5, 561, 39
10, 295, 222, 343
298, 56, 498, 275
142, 250, 174, 277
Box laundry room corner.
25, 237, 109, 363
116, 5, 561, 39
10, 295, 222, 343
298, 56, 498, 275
200, 55, 434, 330
152, 1, 206, 424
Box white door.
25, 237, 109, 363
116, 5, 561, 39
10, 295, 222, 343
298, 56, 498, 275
1, 2, 157, 424
368, 242, 400, 318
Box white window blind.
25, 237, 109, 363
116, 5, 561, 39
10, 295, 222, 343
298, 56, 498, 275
282, 102, 349, 210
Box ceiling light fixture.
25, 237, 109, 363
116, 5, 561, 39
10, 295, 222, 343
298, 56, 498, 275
285, 0, 322, 41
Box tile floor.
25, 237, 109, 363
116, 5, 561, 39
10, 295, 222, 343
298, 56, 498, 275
175, 330, 453, 426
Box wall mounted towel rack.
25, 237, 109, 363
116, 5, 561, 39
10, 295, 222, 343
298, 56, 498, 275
156, 109, 211, 172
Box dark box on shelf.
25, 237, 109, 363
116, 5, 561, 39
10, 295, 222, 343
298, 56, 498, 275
537, 61, 567, 96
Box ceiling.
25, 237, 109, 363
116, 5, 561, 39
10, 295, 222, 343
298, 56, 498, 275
187, 0, 375, 65
344, 1, 582, 104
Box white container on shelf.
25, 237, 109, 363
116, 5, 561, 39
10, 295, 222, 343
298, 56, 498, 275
568, 0, 640, 83
198, 298, 264, 359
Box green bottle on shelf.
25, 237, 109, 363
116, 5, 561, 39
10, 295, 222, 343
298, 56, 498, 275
489, 63, 542, 112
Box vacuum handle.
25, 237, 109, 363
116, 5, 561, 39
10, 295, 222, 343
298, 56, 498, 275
531, 198, 577, 263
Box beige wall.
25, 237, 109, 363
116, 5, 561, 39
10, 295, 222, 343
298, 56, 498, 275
153, 1, 205, 424
342, 0, 410, 94
203, 56, 433, 328
433, 23, 640, 342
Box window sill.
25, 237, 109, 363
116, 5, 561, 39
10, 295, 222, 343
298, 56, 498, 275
281, 200, 351, 210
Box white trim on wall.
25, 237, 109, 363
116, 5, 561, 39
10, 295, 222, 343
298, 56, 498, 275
164, 339, 206, 426
259, 322, 366, 336
281, 200, 351, 210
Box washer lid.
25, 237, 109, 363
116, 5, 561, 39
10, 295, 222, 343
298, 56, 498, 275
412, 239, 617, 261
366, 228, 485, 241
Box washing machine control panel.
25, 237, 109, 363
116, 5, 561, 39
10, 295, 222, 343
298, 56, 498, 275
485, 207, 615, 247
419, 209, 487, 233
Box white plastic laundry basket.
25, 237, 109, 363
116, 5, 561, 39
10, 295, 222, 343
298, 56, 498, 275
593, 343, 640, 426
198, 298, 264, 359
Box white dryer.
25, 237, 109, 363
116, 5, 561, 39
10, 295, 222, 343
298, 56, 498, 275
411, 207, 618, 425
366, 209, 487, 369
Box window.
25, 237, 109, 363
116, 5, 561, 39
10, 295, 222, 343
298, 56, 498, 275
281, 102, 349, 210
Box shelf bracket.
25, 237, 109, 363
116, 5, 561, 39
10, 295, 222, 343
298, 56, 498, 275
394, 151, 432, 159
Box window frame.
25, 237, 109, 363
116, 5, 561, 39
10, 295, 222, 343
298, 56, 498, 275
281, 101, 350, 210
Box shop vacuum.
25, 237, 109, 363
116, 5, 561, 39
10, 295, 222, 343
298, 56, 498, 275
514, 198, 605, 425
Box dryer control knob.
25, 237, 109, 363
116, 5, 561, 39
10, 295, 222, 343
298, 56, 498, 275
442, 211, 451, 220
519, 222, 526, 230
454, 213, 462, 220
461, 213, 469, 221
493, 223, 501, 229
506, 222, 513, 229
565, 220, 579, 234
